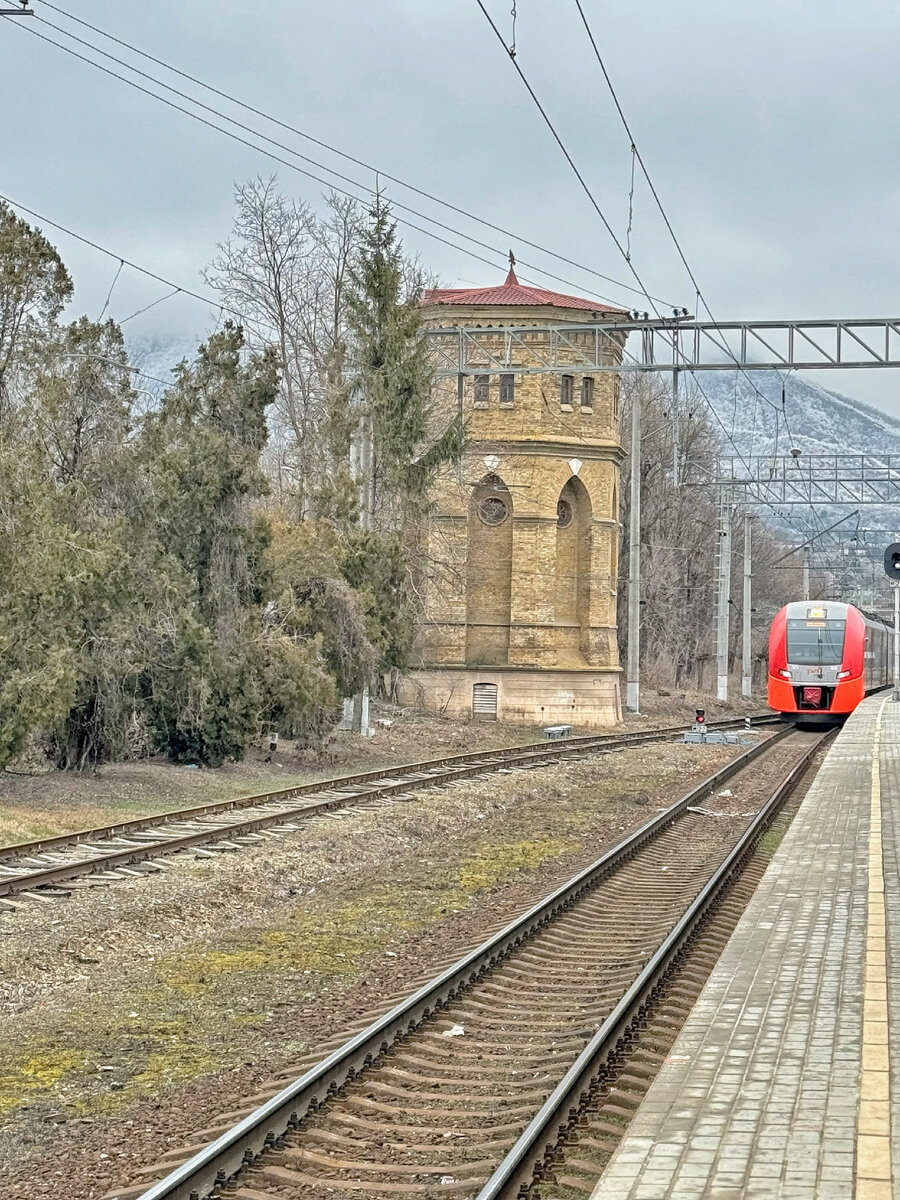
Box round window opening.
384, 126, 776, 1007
477, 496, 509, 526
557, 498, 573, 528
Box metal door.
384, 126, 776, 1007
472, 682, 498, 719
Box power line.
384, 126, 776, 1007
119, 287, 182, 325
14, 14, 659, 315
571, 0, 786, 425
0, 190, 236, 320
37, 0, 677, 309
23, 3, 774, 494
13, 23, 506, 283
472, 0, 662, 321
470, 0, 782, 505
0, 185, 649, 398
571, 0, 805, 558
8, 14, 805, 544
554, 2, 805, 525
55, 352, 169, 388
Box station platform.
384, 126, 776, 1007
590, 692, 899, 1199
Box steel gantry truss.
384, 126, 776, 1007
426, 317, 900, 375
707, 455, 900, 506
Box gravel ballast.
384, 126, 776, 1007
0, 735, 768, 1200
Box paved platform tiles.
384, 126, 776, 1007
586, 694, 898, 1200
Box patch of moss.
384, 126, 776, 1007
0, 755, 691, 1124
757, 829, 785, 858
457, 837, 577, 892
0, 1046, 85, 1115
79, 1042, 221, 1115
161, 906, 383, 993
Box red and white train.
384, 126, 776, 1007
768, 601, 891, 719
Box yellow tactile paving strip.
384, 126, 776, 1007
857, 696, 893, 1200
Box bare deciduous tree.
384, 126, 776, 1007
619, 374, 807, 692
204, 178, 361, 515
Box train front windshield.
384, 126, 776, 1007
785, 618, 846, 665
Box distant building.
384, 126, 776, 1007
403, 267, 627, 726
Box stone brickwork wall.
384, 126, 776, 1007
407, 299, 625, 726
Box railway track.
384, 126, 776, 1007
115, 722, 820, 1200
0, 714, 777, 905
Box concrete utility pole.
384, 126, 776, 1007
742, 512, 752, 700
803, 550, 810, 602
626, 388, 641, 712
715, 486, 732, 702
671, 367, 680, 486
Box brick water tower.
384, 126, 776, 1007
404, 265, 627, 726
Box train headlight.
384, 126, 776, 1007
838, 669, 851, 679
778, 669, 791, 679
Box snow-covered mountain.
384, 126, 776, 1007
697, 370, 900, 460
697, 372, 900, 602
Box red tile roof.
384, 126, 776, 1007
422, 267, 624, 313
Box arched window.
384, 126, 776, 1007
466, 475, 513, 665
555, 477, 593, 660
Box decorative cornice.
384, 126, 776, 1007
462, 440, 625, 461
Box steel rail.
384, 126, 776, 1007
0, 714, 775, 858
0, 715, 779, 898
135, 725, 794, 1200
476, 729, 829, 1200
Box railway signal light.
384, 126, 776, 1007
695, 709, 706, 725
885, 543, 900, 581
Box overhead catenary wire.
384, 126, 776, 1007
9, 11, 808, 549
20, 3, 774, 494
0, 186, 645, 396
571, 0, 786, 424
0, 189, 243, 325
13, 14, 667, 315
119, 287, 182, 325
572, 0, 809, 554
567, 2, 811, 533
53, 352, 170, 388
96, 256, 123, 322
471, 0, 662, 321
35, 0, 678, 309
470, 0, 778, 506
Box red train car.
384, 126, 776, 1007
768, 601, 891, 720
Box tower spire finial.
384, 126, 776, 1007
505, 248, 518, 286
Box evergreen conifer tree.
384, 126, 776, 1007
346, 195, 462, 531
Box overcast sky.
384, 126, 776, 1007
3, 0, 900, 414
